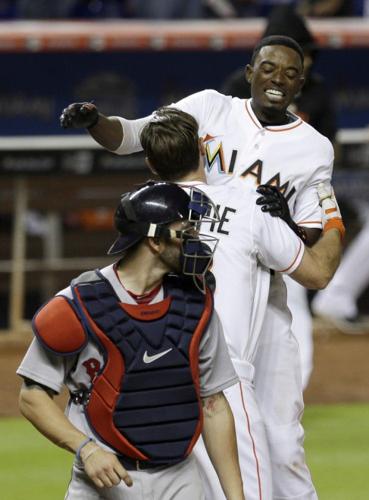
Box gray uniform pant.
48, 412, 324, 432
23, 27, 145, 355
65, 454, 205, 500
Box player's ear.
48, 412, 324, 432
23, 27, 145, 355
294, 75, 305, 97
146, 236, 162, 254
245, 64, 253, 84
145, 156, 158, 175
299, 75, 306, 90
199, 137, 205, 156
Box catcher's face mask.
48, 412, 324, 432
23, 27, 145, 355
164, 187, 220, 292
179, 230, 218, 292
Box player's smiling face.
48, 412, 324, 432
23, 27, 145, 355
246, 45, 304, 124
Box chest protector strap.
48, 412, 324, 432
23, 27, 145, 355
72, 271, 213, 465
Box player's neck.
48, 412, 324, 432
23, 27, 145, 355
116, 245, 166, 296
251, 100, 291, 126
176, 165, 206, 184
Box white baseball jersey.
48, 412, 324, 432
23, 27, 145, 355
181, 180, 304, 364
182, 178, 305, 500
115, 89, 333, 228
113, 90, 330, 500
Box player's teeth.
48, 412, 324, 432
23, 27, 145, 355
266, 89, 283, 96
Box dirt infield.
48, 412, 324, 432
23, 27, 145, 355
304, 326, 369, 404
1, 325, 368, 417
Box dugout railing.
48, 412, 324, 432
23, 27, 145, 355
1, 18, 369, 51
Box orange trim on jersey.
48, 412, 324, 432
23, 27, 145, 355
297, 220, 322, 226
245, 100, 262, 129
265, 120, 303, 132
245, 99, 303, 132
186, 289, 213, 456
279, 239, 303, 273
239, 382, 263, 500
119, 296, 171, 321
325, 208, 337, 215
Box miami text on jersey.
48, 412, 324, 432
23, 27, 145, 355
204, 140, 296, 202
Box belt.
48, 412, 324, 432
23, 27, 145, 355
118, 455, 177, 471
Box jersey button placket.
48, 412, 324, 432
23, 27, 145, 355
255, 128, 265, 149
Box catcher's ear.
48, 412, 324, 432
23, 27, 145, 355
147, 236, 162, 254
245, 64, 253, 84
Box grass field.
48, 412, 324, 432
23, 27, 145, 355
304, 403, 369, 500
1, 403, 369, 499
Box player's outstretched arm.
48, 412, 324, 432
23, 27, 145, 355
256, 184, 324, 246
201, 392, 245, 500
290, 183, 344, 289
19, 381, 132, 489
60, 102, 124, 151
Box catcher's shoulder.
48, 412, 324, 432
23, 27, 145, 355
32, 293, 87, 356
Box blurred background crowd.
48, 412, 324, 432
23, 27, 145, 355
0, 0, 367, 19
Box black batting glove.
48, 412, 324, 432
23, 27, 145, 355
60, 102, 99, 129
256, 184, 307, 244
256, 184, 290, 220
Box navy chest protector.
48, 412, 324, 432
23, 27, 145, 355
69, 272, 213, 464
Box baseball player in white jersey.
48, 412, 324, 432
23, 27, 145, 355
137, 107, 343, 500
60, 36, 336, 500
17, 182, 245, 500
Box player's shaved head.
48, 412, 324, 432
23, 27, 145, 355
251, 35, 304, 67
140, 107, 200, 181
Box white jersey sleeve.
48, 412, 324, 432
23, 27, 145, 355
113, 89, 228, 155
292, 136, 334, 228
172, 89, 231, 137
113, 115, 153, 154
252, 201, 305, 275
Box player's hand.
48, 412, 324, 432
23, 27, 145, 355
256, 184, 308, 244
80, 443, 133, 489
60, 102, 99, 129
317, 182, 345, 240
256, 184, 290, 220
